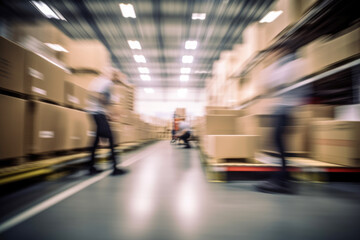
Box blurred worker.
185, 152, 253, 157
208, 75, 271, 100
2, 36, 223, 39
170, 114, 180, 144
177, 119, 192, 148
87, 67, 127, 175
255, 52, 310, 194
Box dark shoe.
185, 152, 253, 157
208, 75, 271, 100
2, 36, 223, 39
89, 167, 102, 175
184, 145, 191, 148
255, 180, 294, 194
112, 168, 128, 176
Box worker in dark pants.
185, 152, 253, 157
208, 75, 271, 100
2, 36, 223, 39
255, 52, 310, 193
256, 106, 293, 193
177, 119, 192, 148
87, 68, 127, 175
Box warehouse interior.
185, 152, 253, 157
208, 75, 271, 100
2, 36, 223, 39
0, 0, 360, 239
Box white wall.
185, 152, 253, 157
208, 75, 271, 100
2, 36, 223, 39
134, 88, 206, 119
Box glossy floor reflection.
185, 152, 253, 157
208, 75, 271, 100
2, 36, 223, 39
1, 141, 360, 240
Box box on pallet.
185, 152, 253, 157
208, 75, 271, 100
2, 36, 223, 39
203, 135, 258, 159
66, 73, 99, 90
175, 108, 186, 118
25, 101, 68, 154
0, 37, 66, 104
311, 121, 360, 166
0, 94, 26, 159
204, 115, 239, 135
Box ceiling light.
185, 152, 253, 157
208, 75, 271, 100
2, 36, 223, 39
144, 88, 154, 94
30, 1, 66, 21
45, 43, 68, 52
140, 75, 151, 81
177, 88, 188, 97
180, 75, 189, 82
259, 11, 283, 23
192, 13, 206, 20
181, 68, 191, 74
195, 70, 210, 74
128, 40, 141, 49
185, 40, 197, 50
134, 55, 146, 63
119, 3, 136, 18
138, 67, 150, 74
182, 55, 193, 63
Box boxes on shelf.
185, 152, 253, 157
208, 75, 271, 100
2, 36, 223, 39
66, 73, 99, 90
63, 40, 110, 72
0, 94, 26, 159
301, 26, 360, 76
64, 108, 87, 150
206, 109, 245, 116
0, 37, 66, 104
64, 81, 87, 109
25, 101, 68, 154
311, 121, 360, 166
203, 135, 258, 159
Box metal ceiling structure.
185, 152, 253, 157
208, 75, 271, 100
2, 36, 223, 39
0, 0, 274, 90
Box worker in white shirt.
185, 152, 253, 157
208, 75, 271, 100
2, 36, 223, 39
176, 119, 192, 148
87, 67, 127, 175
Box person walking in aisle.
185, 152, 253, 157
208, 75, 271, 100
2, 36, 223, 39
176, 119, 192, 148
87, 67, 127, 175
255, 52, 310, 193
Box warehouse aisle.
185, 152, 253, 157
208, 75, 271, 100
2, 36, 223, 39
1, 141, 360, 240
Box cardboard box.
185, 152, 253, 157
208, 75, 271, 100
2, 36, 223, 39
260, 126, 307, 153
25, 101, 68, 154
64, 108, 86, 150
0, 37, 66, 104
64, 81, 87, 109
302, 26, 360, 75
204, 115, 238, 135
64, 40, 110, 72
0, 37, 25, 93
206, 109, 245, 116
204, 135, 258, 159
84, 113, 96, 148
66, 73, 99, 90
311, 121, 360, 166
110, 122, 123, 145
291, 104, 334, 126
0, 94, 26, 159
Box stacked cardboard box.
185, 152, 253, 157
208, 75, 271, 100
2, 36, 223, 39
0, 94, 26, 159
311, 121, 360, 166
0, 37, 66, 104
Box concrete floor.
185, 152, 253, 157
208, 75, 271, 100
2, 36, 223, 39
1, 141, 360, 240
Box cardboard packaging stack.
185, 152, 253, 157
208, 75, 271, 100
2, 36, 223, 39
199, 107, 258, 160
311, 121, 360, 166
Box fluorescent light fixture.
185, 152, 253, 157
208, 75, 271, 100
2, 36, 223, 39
177, 88, 188, 97
259, 10, 283, 23
140, 75, 151, 81
181, 68, 191, 74
182, 55, 193, 63
138, 67, 150, 74
134, 55, 146, 63
180, 75, 189, 82
119, 3, 136, 18
185, 40, 197, 50
45, 43, 68, 52
144, 88, 154, 94
195, 70, 209, 74
128, 40, 141, 49
192, 13, 206, 20
30, 1, 66, 21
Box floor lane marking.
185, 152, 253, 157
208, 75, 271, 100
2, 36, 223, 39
0, 141, 162, 234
